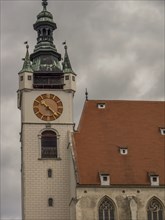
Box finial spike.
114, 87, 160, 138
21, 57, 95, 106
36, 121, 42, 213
62, 41, 67, 50
42, 0, 48, 10
85, 88, 88, 101
24, 41, 29, 49
62, 41, 74, 73
19, 41, 33, 73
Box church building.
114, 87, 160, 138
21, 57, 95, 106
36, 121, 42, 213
17, 1, 165, 220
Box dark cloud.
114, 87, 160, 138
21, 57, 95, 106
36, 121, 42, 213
1, 0, 164, 219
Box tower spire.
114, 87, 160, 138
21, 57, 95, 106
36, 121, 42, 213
19, 42, 33, 73
62, 42, 74, 73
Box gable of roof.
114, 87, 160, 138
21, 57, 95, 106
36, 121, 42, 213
73, 100, 165, 186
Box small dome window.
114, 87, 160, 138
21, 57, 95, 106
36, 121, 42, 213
160, 128, 165, 135
97, 103, 106, 109
148, 172, 159, 186
99, 172, 110, 186
119, 147, 128, 155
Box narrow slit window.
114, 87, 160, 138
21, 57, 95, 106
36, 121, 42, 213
48, 198, 53, 207
28, 75, 32, 80
65, 75, 69, 80
48, 169, 52, 178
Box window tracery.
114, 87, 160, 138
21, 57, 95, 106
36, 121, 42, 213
147, 197, 163, 220
99, 196, 115, 220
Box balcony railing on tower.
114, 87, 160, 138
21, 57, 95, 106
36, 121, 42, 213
33, 73, 64, 89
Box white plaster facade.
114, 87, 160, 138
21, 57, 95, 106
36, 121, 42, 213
19, 76, 76, 219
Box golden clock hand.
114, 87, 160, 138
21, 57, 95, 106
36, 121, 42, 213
40, 100, 58, 116
41, 100, 48, 107
47, 106, 58, 116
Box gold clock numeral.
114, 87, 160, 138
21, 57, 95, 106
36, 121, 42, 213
34, 100, 40, 104
35, 112, 42, 118
42, 116, 47, 121
50, 115, 56, 120
46, 94, 50, 98
33, 106, 39, 109
47, 116, 50, 121
50, 94, 55, 99
58, 105, 63, 109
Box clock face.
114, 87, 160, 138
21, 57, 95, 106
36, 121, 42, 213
33, 94, 63, 121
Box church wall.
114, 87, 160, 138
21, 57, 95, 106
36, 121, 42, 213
76, 186, 165, 220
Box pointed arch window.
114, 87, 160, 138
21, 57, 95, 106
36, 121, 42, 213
99, 196, 116, 220
41, 130, 57, 158
147, 197, 163, 220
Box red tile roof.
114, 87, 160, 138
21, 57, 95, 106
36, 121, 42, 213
73, 100, 165, 186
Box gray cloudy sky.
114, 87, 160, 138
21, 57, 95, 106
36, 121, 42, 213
1, 0, 164, 219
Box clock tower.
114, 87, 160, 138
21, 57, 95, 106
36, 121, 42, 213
17, 0, 76, 219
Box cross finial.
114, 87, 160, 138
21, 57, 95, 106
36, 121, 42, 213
42, 0, 48, 10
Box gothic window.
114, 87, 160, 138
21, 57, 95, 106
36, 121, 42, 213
41, 130, 57, 158
147, 197, 163, 220
99, 196, 116, 220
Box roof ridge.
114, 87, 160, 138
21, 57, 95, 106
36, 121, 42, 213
86, 99, 165, 103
